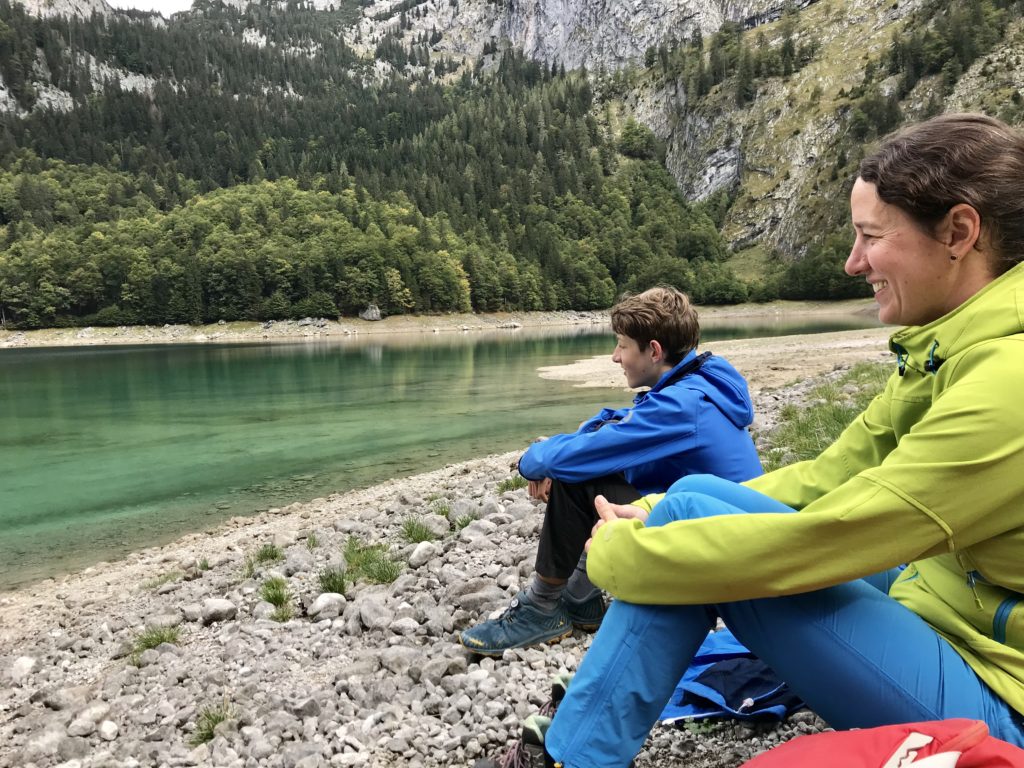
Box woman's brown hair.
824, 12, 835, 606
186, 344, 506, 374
859, 113, 1024, 274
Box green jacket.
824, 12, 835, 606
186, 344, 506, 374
587, 260, 1024, 712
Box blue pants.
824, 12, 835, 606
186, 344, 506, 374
546, 475, 1024, 768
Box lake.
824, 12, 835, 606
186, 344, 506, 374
0, 313, 879, 588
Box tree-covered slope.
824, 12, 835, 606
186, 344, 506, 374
0, 2, 746, 328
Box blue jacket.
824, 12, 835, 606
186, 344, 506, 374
518, 350, 762, 494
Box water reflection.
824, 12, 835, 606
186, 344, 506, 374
0, 313, 880, 587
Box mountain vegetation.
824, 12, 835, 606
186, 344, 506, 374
0, 0, 747, 328
0, 0, 1022, 328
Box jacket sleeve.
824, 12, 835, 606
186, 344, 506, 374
517, 387, 698, 484
743, 371, 899, 509
575, 406, 632, 435
587, 342, 1024, 604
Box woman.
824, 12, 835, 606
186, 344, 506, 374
488, 113, 1024, 768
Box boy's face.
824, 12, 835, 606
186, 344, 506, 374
612, 334, 662, 389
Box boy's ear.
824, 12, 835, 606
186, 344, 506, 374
647, 339, 665, 362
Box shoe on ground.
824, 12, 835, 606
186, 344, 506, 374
539, 671, 573, 716
472, 714, 554, 768
563, 591, 606, 631
460, 593, 572, 656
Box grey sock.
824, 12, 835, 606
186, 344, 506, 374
565, 554, 600, 603
525, 577, 564, 613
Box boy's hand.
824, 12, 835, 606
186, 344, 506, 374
528, 478, 552, 502
585, 495, 648, 552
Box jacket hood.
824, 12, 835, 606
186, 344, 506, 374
890, 260, 1024, 374
651, 350, 754, 429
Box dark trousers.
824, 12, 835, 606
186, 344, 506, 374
534, 474, 640, 580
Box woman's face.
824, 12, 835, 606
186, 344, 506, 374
846, 179, 963, 326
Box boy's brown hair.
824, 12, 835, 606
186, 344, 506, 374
610, 286, 699, 365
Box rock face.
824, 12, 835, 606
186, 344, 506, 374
17, 0, 114, 19
358, 0, 782, 72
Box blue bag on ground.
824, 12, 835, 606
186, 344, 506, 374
660, 628, 805, 723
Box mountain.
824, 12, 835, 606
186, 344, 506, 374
0, 0, 1021, 328
17, 0, 112, 19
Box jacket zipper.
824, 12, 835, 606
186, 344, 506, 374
960, 562, 985, 610
994, 596, 1021, 644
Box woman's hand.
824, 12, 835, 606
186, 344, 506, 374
584, 494, 648, 552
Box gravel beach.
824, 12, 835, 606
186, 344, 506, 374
0, 308, 894, 768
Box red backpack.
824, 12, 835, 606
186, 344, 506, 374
742, 719, 1024, 767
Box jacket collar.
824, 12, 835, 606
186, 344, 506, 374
649, 349, 706, 393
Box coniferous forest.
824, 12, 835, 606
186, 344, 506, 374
0, 0, 746, 328
0, 0, 1021, 327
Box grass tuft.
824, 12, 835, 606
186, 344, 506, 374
305, 533, 320, 551
141, 571, 182, 591
760, 362, 889, 472
271, 604, 295, 623
453, 514, 476, 532
496, 475, 528, 493
344, 537, 403, 584
242, 543, 284, 580
190, 701, 234, 746
198, 557, 211, 571
431, 499, 451, 518
318, 566, 348, 596
254, 543, 283, 564
129, 625, 180, 666
260, 576, 291, 608
401, 518, 437, 544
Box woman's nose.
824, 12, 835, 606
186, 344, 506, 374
845, 241, 867, 276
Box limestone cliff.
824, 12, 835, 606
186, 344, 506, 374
350, 0, 784, 71
18, 0, 113, 18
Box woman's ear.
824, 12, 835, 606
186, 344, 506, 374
944, 203, 983, 258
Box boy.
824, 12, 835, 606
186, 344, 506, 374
460, 286, 762, 655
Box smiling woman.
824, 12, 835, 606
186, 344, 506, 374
478, 113, 1024, 768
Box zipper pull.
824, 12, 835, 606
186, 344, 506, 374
967, 571, 984, 610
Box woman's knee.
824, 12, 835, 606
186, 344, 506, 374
646, 491, 745, 527
665, 474, 735, 498
663, 474, 794, 515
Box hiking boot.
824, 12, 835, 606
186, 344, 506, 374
563, 591, 606, 631
473, 711, 635, 768
539, 672, 573, 716
460, 593, 572, 656
472, 714, 554, 768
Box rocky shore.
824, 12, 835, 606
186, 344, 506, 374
0, 299, 876, 350
0, 325, 893, 768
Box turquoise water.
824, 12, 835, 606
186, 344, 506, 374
0, 316, 878, 587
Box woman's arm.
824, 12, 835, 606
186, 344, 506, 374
588, 343, 1024, 604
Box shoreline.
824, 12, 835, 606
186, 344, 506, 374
0, 312, 894, 767
0, 299, 877, 349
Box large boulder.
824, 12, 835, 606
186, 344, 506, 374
359, 304, 382, 321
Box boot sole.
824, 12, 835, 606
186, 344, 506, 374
460, 627, 573, 656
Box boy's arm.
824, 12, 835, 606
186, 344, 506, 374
517, 388, 698, 484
